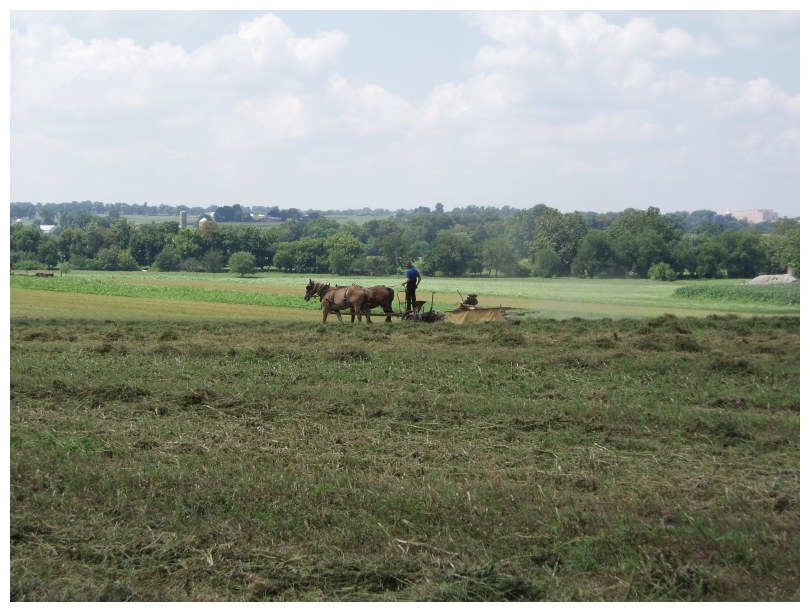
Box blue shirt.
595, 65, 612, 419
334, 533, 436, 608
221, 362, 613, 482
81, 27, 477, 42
406, 267, 420, 283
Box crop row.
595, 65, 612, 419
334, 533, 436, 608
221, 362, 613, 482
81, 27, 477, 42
673, 283, 799, 305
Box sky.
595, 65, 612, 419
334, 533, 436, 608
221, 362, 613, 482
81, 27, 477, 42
7, 3, 802, 217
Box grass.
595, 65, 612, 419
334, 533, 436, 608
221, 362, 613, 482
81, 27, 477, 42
673, 283, 800, 305
8, 312, 800, 601
9, 271, 800, 321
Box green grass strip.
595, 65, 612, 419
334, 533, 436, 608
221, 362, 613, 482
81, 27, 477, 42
10, 275, 318, 310
673, 283, 799, 305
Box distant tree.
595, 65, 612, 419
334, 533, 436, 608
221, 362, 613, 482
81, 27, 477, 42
762, 218, 800, 276
481, 237, 517, 277
173, 229, 205, 261
534, 209, 587, 273
532, 247, 562, 278
648, 262, 678, 281
303, 217, 341, 239
129, 222, 178, 266
203, 249, 224, 273
694, 237, 726, 278
718, 230, 765, 278
424, 231, 474, 276
229, 251, 256, 277
215, 204, 243, 223
325, 233, 366, 275
294, 237, 327, 273
273, 242, 297, 272
154, 245, 181, 271
37, 239, 60, 269
117, 250, 140, 271
95, 248, 120, 271
39, 205, 58, 225
10, 224, 41, 255
179, 257, 201, 272
570, 230, 615, 278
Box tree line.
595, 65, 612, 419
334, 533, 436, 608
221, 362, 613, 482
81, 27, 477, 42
9, 202, 800, 279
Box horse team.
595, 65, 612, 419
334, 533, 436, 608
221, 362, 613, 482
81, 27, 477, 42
304, 279, 396, 324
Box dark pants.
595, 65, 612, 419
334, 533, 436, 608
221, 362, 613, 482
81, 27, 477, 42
405, 282, 417, 311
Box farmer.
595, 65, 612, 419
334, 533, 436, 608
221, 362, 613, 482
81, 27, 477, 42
401, 260, 421, 312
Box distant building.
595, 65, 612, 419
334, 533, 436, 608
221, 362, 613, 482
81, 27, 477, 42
253, 214, 282, 223
724, 209, 780, 224
39, 224, 57, 235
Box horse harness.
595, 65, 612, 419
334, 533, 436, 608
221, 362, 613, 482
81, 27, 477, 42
319, 283, 369, 311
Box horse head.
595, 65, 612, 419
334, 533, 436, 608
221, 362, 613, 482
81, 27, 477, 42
304, 280, 329, 302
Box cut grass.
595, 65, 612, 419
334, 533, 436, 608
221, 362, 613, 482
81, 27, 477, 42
9, 315, 799, 601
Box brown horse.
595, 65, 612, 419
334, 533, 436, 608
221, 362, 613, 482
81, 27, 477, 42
304, 280, 370, 323
362, 285, 396, 322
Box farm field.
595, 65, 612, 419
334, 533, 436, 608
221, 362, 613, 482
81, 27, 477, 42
9, 271, 801, 322
8, 273, 800, 601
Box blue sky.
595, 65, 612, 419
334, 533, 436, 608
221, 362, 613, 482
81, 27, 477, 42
8, 5, 801, 217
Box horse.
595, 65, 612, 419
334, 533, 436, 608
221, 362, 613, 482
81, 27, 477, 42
304, 280, 370, 324
362, 285, 396, 322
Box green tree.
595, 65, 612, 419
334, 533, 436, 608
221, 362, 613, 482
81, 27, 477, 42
695, 237, 726, 278
762, 220, 800, 276
294, 237, 327, 273
95, 248, 120, 271
424, 231, 474, 276
532, 247, 562, 278
481, 237, 517, 277
273, 242, 297, 272
10, 224, 41, 255
718, 230, 765, 278
37, 239, 60, 269
154, 245, 181, 272
129, 222, 179, 266
229, 251, 256, 277
173, 229, 205, 261
571, 230, 616, 278
607, 207, 678, 277
303, 217, 341, 239
648, 262, 678, 281
117, 250, 140, 271
533, 209, 587, 274
203, 249, 224, 273
325, 233, 366, 275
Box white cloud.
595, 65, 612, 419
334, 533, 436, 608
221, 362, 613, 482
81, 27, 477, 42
421, 72, 522, 125
561, 111, 672, 145
705, 76, 799, 117
192, 13, 346, 73
8, 10, 799, 216
221, 94, 310, 147
325, 75, 414, 134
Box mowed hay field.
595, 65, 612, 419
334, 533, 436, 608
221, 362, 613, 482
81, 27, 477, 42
8, 275, 801, 601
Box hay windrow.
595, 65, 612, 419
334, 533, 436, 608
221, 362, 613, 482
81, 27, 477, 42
9, 316, 799, 601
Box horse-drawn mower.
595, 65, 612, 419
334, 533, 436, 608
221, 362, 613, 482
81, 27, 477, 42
304, 279, 511, 324
396, 292, 445, 323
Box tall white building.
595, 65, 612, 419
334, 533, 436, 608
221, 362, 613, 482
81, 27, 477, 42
724, 209, 780, 224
